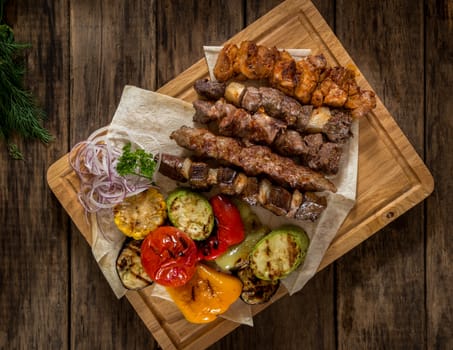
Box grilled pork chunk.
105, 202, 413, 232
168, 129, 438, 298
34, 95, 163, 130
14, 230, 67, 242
157, 153, 327, 221
194, 79, 226, 100
192, 98, 342, 174
169, 126, 336, 193
194, 80, 353, 144
193, 99, 286, 146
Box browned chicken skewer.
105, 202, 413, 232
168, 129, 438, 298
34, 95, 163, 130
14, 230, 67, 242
192, 98, 342, 174
157, 153, 327, 221
213, 41, 376, 118
169, 126, 337, 193
194, 79, 353, 144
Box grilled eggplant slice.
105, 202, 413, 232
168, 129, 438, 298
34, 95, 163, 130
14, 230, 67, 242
116, 239, 153, 290
249, 225, 309, 281
237, 265, 280, 305
166, 188, 214, 240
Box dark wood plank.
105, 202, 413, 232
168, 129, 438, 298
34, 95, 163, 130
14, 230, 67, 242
69, 1, 159, 348
335, 0, 426, 348
425, 1, 453, 348
156, 0, 244, 86
0, 0, 70, 349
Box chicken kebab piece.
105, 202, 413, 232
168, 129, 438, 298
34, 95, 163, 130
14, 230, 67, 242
169, 126, 336, 193
213, 41, 376, 119
157, 153, 327, 221
194, 79, 353, 144
192, 98, 342, 174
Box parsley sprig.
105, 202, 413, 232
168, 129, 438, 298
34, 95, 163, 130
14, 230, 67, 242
116, 142, 157, 181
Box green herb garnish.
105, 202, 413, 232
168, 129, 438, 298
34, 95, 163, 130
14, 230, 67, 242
116, 142, 157, 181
1, 0, 53, 159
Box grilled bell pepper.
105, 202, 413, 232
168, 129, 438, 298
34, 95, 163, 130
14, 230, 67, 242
197, 194, 245, 260
215, 199, 269, 271
165, 263, 243, 324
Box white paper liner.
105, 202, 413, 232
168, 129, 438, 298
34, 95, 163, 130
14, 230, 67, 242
89, 46, 358, 325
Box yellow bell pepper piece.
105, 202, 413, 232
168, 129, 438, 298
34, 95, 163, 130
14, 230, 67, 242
166, 263, 243, 324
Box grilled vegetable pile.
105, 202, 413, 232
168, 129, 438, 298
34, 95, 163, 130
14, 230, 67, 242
113, 180, 310, 323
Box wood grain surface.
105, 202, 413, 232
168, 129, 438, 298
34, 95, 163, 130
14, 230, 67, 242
1, 1, 451, 350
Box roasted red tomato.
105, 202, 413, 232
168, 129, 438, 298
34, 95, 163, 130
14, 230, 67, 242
197, 194, 245, 260
141, 226, 199, 287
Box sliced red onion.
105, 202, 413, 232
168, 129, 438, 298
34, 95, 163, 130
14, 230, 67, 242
68, 126, 160, 213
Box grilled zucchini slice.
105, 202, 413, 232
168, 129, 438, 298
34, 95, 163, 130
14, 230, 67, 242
166, 188, 214, 240
249, 225, 309, 281
113, 187, 167, 240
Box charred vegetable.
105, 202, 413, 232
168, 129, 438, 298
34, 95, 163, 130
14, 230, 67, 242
197, 194, 245, 261
116, 239, 153, 290
140, 226, 199, 287
113, 187, 167, 240
249, 225, 309, 281
215, 226, 268, 270
166, 188, 214, 240
236, 265, 280, 305
215, 199, 269, 270
165, 264, 243, 324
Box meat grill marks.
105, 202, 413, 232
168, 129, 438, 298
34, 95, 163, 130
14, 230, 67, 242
169, 126, 337, 193
193, 79, 226, 100
193, 98, 286, 146
213, 41, 376, 118
194, 79, 353, 144
192, 98, 342, 174
157, 153, 327, 221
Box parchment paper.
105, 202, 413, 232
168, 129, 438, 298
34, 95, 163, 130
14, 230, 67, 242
89, 47, 358, 326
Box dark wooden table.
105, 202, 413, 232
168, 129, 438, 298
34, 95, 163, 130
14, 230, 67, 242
1, 0, 452, 349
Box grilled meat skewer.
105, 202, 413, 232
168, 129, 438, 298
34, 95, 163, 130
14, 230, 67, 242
194, 79, 353, 144
158, 153, 327, 221
169, 126, 337, 193
213, 41, 376, 118
193, 98, 342, 174
193, 98, 286, 146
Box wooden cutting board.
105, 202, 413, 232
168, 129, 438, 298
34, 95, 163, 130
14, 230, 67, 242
47, 0, 434, 349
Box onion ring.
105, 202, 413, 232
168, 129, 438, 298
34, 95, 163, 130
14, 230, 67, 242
69, 126, 160, 213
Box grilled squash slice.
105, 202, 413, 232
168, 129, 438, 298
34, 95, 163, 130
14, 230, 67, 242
166, 188, 214, 241
113, 187, 167, 240
249, 225, 309, 281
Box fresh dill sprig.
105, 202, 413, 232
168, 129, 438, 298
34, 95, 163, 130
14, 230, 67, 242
0, 0, 53, 159
116, 142, 157, 181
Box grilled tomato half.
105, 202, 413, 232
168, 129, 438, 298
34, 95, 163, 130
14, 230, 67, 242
141, 226, 199, 287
